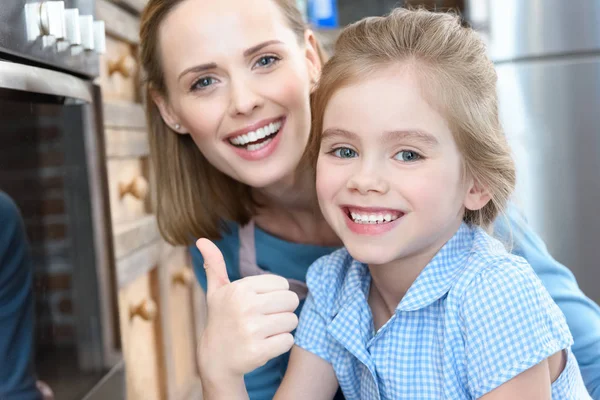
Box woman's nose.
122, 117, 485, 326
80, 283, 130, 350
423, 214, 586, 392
228, 78, 264, 116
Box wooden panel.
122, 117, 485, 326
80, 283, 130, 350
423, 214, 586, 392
159, 246, 202, 399
96, 0, 141, 44
117, 240, 161, 288
107, 0, 148, 15
99, 36, 139, 103
105, 128, 149, 158
107, 157, 151, 226
104, 102, 146, 130
118, 269, 166, 400
112, 215, 159, 259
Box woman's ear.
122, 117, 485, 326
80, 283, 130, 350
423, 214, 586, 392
151, 89, 186, 134
464, 179, 492, 211
304, 29, 323, 88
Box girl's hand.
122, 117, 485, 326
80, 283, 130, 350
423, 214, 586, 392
196, 239, 300, 386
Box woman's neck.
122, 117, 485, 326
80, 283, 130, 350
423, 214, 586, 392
251, 167, 341, 247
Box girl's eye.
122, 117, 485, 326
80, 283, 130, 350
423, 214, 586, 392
254, 55, 280, 68
394, 150, 421, 162
331, 147, 358, 159
191, 76, 215, 91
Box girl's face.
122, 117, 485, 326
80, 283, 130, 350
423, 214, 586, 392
316, 64, 489, 266
154, 0, 320, 188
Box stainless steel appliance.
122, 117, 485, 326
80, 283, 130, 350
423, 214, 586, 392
0, 1, 123, 399
465, 0, 600, 304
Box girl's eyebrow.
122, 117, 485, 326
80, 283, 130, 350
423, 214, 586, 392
383, 129, 439, 146
322, 128, 439, 146
321, 128, 357, 141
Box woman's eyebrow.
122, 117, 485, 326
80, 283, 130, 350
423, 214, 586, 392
178, 62, 218, 82
243, 40, 284, 57
177, 40, 284, 83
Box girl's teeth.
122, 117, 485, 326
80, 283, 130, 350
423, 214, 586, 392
350, 212, 399, 224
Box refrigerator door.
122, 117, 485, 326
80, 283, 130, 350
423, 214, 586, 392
465, 0, 600, 303
496, 57, 600, 303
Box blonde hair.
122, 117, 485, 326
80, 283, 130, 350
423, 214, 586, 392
307, 8, 515, 228
140, 0, 328, 244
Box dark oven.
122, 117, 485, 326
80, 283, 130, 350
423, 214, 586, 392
0, 1, 123, 399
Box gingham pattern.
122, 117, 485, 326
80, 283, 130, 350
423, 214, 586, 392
295, 223, 591, 399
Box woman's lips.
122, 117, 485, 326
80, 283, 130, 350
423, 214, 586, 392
227, 117, 286, 161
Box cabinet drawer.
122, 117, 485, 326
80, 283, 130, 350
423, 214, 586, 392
118, 268, 166, 400
99, 35, 139, 103
162, 246, 201, 399
107, 157, 151, 226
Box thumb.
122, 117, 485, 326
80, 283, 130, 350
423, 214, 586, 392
196, 238, 230, 295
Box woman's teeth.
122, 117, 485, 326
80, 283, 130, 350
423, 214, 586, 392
229, 121, 282, 149
350, 212, 400, 224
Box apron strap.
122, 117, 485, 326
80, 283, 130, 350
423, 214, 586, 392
238, 221, 308, 300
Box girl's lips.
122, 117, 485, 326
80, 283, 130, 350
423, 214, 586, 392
227, 117, 286, 161
341, 206, 405, 236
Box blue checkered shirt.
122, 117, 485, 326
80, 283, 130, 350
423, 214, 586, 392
295, 223, 591, 399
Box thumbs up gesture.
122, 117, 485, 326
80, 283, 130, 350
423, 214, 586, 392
196, 238, 300, 384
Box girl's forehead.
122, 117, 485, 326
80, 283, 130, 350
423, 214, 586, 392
325, 69, 448, 129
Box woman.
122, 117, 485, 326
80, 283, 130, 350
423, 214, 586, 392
139, 0, 600, 399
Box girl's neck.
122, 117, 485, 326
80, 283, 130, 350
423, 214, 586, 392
368, 219, 463, 328
251, 167, 342, 247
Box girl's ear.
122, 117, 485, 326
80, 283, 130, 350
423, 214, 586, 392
304, 29, 322, 89
151, 89, 187, 134
464, 179, 492, 211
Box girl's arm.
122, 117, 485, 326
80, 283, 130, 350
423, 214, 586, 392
479, 351, 565, 400
495, 205, 600, 397
274, 346, 339, 400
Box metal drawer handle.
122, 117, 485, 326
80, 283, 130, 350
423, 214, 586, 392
172, 268, 194, 286
129, 299, 157, 322
119, 176, 148, 200
108, 54, 137, 78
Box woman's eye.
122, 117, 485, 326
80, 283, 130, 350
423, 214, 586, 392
394, 150, 421, 162
331, 147, 358, 159
254, 55, 280, 68
191, 77, 215, 91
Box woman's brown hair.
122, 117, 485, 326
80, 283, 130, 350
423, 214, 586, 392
139, 0, 328, 245
306, 8, 515, 228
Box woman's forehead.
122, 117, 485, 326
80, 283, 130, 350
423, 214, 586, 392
161, 0, 293, 44
158, 0, 298, 74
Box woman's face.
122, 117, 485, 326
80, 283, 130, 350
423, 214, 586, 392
154, 0, 321, 188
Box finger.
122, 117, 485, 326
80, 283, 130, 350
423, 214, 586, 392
196, 238, 230, 295
236, 274, 290, 294
257, 290, 300, 315
260, 312, 299, 338
261, 333, 295, 362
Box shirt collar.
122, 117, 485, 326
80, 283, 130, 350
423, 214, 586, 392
396, 223, 475, 312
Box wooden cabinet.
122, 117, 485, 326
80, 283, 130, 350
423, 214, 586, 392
118, 264, 165, 400
97, 1, 205, 399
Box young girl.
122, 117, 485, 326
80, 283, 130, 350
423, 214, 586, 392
287, 8, 591, 399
